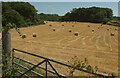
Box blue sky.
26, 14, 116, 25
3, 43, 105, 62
0, 0, 120, 2
29, 2, 118, 16
0, 0, 119, 16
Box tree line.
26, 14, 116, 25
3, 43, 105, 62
61, 7, 113, 24
113, 16, 120, 20
2, 2, 114, 28
2, 2, 44, 28
38, 13, 61, 22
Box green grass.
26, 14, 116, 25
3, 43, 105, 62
14, 58, 44, 77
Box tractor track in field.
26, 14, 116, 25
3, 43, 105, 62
11, 21, 118, 76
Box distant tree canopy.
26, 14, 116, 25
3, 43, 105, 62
2, 2, 44, 28
113, 16, 120, 20
2, 3, 114, 28
61, 7, 113, 23
38, 13, 61, 21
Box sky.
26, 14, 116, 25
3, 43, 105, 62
0, 0, 120, 2
0, 0, 119, 16
30, 2, 118, 16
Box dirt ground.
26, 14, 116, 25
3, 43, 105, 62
10, 21, 118, 76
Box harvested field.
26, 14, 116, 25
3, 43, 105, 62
11, 21, 118, 76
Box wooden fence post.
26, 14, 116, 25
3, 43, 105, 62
2, 30, 12, 67
0, 33, 2, 78
2, 30, 11, 53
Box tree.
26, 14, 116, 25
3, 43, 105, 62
61, 7, 113, 23
39, 13, 61, 21
2, 9, 25, 27
2, 2, 43, 76
2, 2, 44, 27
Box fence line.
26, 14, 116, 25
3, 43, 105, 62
12, 48, 109, 78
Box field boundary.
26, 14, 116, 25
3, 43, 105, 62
12, 48, 109, 78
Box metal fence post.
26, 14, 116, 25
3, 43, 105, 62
45, 59, 48, 78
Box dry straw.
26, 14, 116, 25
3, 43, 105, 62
69, 29, 72, 32
88, 26, 90, 27
92, 29, 94, 32
74, 32, 78, 36
72, 25, 74, 27
49, 24, 52, 26
22, 34, 26, 38
53, 28, 55, 31
110, 33, 114, 36
33, 33, 37, 37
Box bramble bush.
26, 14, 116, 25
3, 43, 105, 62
67, 56, 98, 77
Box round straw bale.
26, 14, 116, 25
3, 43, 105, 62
33, 33, 37, 37
69, 29, 72, 32
22, 34, 26, 38
92, 29, 94, 32
72, 25, 74, 27
110, 33, 114, 36
49, 24, 52, 26
53, 28, 55, 31
74, 32, 78, 36
88, 26, 90, 27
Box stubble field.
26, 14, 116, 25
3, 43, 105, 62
11, 21, 118, 76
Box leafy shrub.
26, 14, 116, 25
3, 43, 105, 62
102, 18, 110, 24
3, 9, 25, 27
2, 50, 18, 77
68, 56, 98, 77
